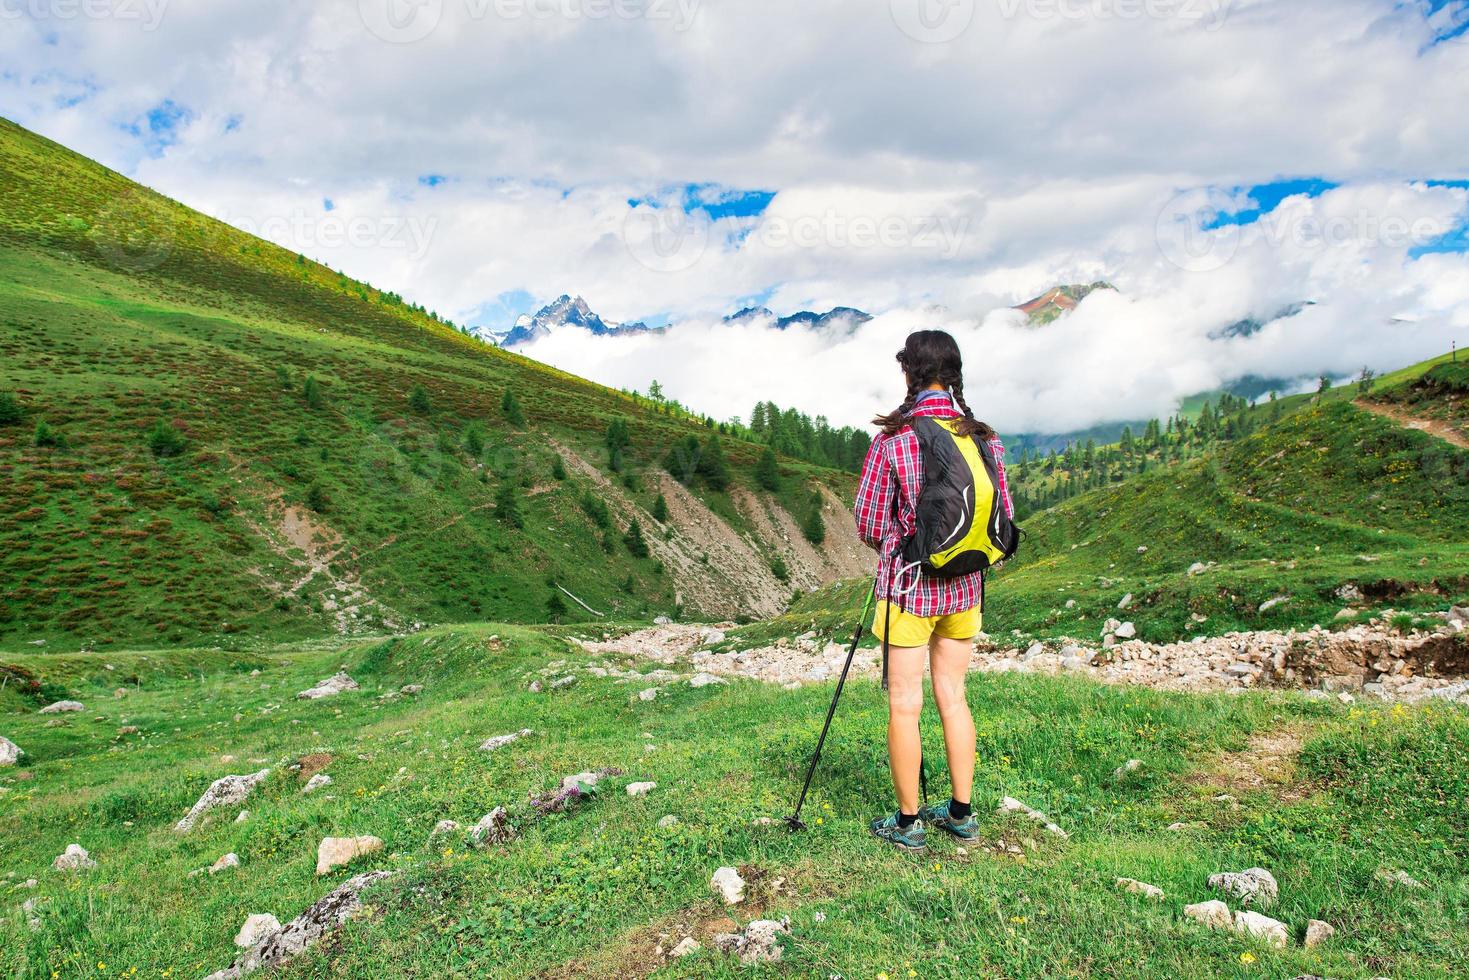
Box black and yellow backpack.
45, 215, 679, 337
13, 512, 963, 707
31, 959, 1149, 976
898, 416, 1021, 578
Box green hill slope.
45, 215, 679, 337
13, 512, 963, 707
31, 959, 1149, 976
732, 380, 1469, 648
0, 119, 863, 652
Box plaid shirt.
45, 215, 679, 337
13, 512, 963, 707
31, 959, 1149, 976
853, 389, 1014, 616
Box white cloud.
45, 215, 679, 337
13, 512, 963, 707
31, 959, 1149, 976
1, 0, 1466, 433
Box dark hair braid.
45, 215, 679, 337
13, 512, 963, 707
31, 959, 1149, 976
873, 329, 996, 440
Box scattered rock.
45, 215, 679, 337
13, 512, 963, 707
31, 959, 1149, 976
1304, 918, 1335, 948
315, 836, 383, 875
478, 729, 533, 753
626, 781, 656, 797
1183, 899, 1232, 930
669, 936, 700, 958
1115, 877, 1164, 899
302, 773, 332, 795
176, 770, 270, 832
429, 820, 460, 839
1258, 595, 1291, 613
638, 688, 659, 702
1187, 561, 1215, 576
209, 853, 242, 875
710, 866, 746, 905
712, 918, 788, 964
1233, 909, 1289, 948
996, 796, 1068, 838
0, 736, 22, 766
468, 807, 516, 847
1114, 622, 1137, 640
654, 616, 672, 625
235, 913, 282, 948
39, 700, 84, 714
701, 628, 726, 645
203, 870, 396, 980
1166, 821, 1200, 831
1375, 868, 1425, 890
297, 673, 359, 700
527, 680, 543, 693
1065, 599, 1077, 609
52, 843, 97, 871
1336, 584, 1365, 603
399, 684, 423, 695
117, 725, 139, 736
550, 675, 578, 690
689, 672, 727, 688
1113, 759, 1144, 781
1208, 867, 1278, 908
1117, 594, 1133, 610
658, 815, 680, 828
235, 811, 250, 824
561, 771, 605, 792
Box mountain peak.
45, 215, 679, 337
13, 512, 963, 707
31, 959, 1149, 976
497, 294, 650, 347
1014, 281, 1115, 325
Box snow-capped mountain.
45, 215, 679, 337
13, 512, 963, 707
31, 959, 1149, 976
723, 306, 872, 331
494, 295, 652, 348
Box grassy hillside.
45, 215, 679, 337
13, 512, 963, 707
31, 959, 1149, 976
730, 385, 1469, 650
0, 119, 860, 652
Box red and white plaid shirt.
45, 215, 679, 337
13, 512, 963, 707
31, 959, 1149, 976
853, 389, 1014, 617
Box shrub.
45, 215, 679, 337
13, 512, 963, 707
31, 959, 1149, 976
770, 554, 790, 582
0, 392, 22, 426
146, 420, 187, 458
409, 384, 432, 413
305, 484, 330, 513
275, 365, 290, 388
550, 454, 567, 480
580, 493, 612, 529
651, 494, 669, 523
546, 591, 568, 622
606, 419, 631, 471
697, 436, 731, 491
33, 419, 59, 448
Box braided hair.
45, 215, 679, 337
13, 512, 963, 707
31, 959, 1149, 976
873, 330, 996, 440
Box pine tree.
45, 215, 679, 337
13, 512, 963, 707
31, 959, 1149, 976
463, 423, 485, 457
303, 375, 323, 409
623, 518, 650, 558
501, 389, 525, 425
606, 419, 631, 472
0, 392, 23, 426
409, 384, 431, 413
495, 480, 524, 528
801, 495, 826, 545
755, 446, 781, 491
550, 454, 567, 480
33, 419, 58, 448
546, 591, 568, 622
696, 436, 730, 491
652, 493, 670, 523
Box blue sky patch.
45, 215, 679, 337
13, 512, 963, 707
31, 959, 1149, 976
323, 198, 335, 212
120, 99, 193, 156
628, 183, 775, 221
1202, 178, 1339, 229
1419, 0, 1469, 45
418, 174, 446, 187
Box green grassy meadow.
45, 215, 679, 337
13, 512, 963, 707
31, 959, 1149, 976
3, 627, 1466, 979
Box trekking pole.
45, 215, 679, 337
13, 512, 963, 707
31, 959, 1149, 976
785, 583, 876, 832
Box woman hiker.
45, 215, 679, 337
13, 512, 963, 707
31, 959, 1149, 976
853, 329, 1015, 851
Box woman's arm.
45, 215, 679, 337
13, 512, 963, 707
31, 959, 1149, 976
988, 437, 1015, 519
852, 435, 893, 549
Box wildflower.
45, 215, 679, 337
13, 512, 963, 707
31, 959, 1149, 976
1239, 951, 1256, 964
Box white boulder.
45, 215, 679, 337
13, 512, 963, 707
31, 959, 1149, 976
234, 913, 282, 948
176, 770, 270, 832
1233, 909, 1288, 948
478, 729, 533, 753
52, 844, 96, 871
39, 700, 84, 714
710, 866, 746, 904
297, 673, 359, 700
0, 736, 22, 766
315, 836, 383, 875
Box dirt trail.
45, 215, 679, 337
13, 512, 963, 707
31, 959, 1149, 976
584, 609, 1469, 702
1357, 398, 1468, 449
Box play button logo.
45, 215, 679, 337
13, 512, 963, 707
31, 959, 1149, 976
359, 0, 443, 43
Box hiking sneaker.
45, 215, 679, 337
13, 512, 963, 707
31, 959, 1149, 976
869, 812, 926, 852
919, 800, 980, 840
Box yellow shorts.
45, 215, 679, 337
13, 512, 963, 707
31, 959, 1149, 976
870, 601, 981, 648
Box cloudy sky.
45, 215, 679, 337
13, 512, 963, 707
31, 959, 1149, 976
4, 0, 1468, 433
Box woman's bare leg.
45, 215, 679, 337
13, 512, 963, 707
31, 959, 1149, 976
929, 634, 976, 805
885, 644, 928, 815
